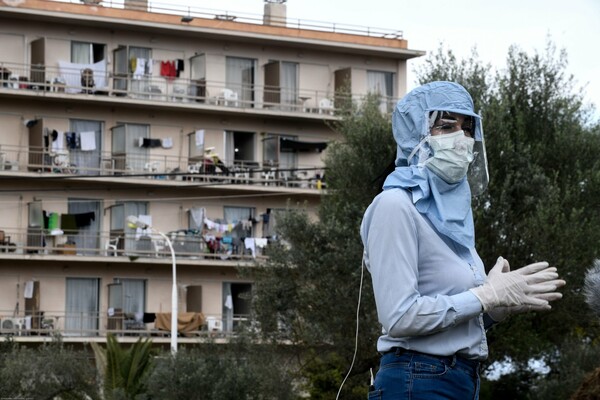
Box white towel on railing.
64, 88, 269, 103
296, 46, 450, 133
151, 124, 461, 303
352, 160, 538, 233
244, 237, 256, 258
58, 59, 107, 93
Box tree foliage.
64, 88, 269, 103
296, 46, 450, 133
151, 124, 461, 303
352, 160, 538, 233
145, 340, 298, 400
0, 336, 100, 399
250, 39, 600, 399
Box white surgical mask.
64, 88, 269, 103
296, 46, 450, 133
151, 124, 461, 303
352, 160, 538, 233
425, 130, 474, 183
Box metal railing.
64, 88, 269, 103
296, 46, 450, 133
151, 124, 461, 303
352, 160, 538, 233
38, 0, 404, 40
0, 61, 397, 116
0, 227, 272, 261
0, 309, 251, 339
0, 144, 327, 188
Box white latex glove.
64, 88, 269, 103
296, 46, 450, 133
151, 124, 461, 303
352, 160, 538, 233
470, 257, 565, 312
488, 292, 564, 322
487, 259, 565, 321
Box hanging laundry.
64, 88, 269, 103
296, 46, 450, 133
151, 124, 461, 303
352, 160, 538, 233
133, 58, 146, 79
146, 58, 154, 75
130, 57, 137, 74
24, 281, 34, 299
74, 211, 95, 228
244, 237, 256, 258
51, 130, 64, 152
190, 207, 205, 228
254, 238, 268, 248
176, 59, 184, 77
140, 138, 162, 148
79, 131, 96, 151
160, 60, 177, 80
161, 137, 173, 149
65, 132, 80, 149
60, 214, 78, 232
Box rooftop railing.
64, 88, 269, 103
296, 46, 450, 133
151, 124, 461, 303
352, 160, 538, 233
41, 0, 404, 40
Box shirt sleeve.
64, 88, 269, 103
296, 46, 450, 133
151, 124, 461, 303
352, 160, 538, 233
362, 190, 482, 338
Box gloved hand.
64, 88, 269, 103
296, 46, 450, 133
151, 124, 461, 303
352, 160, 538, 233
470, 257, 565, 312
486, 259, 565, 321
488, 292, 564, 322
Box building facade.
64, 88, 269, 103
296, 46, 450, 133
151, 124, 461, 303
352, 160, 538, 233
0, 0, 423, 344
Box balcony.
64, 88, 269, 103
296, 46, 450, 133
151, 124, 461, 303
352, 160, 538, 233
0, 227, 270, 263
0, 144, 327, 190
0, 309, 252, 343
0, 61, 397, 118
1, 61, 353, 118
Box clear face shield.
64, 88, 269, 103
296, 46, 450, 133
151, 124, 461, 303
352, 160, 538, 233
407, 111, 489, 196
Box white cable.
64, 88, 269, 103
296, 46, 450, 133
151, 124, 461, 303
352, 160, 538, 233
336, 257, 366, 400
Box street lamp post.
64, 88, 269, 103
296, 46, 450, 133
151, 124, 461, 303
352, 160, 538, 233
126, 216, 178, 354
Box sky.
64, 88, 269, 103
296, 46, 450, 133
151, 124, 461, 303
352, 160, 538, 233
156, 0, 600, 120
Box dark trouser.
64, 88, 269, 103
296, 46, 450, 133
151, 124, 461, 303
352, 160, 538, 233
369, 348, 480, 400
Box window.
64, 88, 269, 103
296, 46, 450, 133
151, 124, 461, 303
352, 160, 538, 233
224, 130, 255, 166
264, 61, 298, 110
226, 56, 256, 107
109, 279, 146, 315
262, 134, 299, 170
71, 41, 106, 64
367, 70, 395, 113
65, 278, 99, 336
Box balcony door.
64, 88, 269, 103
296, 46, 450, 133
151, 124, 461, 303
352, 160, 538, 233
108, 279, 146, 316
113, 46, 151, 95
264, 61, 298, 109
225, 56, 256, 107
224, 130, 255, 166
222, 282, 252, 332
65, 277, 99, 336
68, 198, 101, 256
110, 201, 149, 253
367, 70, 395, 113
70, 119, 102, 175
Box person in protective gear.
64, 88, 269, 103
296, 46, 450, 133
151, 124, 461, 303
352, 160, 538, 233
360, 81, 565, 400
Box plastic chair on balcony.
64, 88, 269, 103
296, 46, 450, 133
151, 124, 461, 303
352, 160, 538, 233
220, 88, 239, 107
105, 237, 119, 257
318, 98, 334, 115
0, 230, 16, 253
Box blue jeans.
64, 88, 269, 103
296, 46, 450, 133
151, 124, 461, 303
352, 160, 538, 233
368, 348, 480, 400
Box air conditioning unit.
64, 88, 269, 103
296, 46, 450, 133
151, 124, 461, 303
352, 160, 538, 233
206, 317, 223, 332
1, 317, 26, 335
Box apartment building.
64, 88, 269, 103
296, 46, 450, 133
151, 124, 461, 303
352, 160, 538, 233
0, 0, 424, 344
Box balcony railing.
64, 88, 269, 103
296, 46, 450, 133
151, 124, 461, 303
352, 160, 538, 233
0, 61, 397, 116
0, 144, 327, 189
0, 309, 252, 340
0, 228, 270, 262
